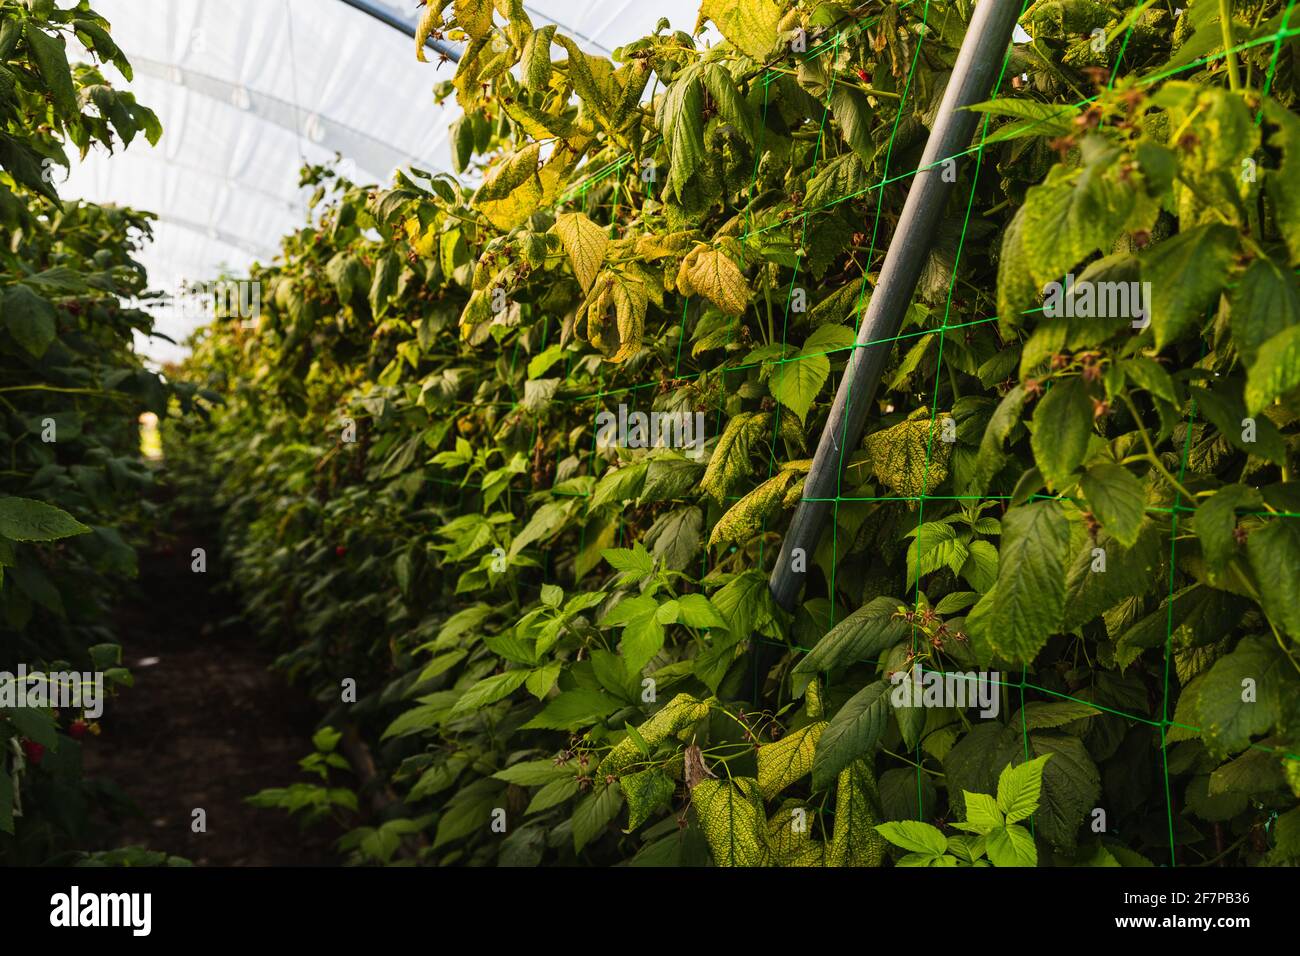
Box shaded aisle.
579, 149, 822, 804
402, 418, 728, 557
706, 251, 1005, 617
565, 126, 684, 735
81, 520, 339, 866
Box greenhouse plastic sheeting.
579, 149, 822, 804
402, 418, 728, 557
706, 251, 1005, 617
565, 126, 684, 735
61, 0, 703, 363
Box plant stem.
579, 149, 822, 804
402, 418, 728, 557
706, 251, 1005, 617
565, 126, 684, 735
1219, 0, 1242, 91
1119, 391, 1197, 503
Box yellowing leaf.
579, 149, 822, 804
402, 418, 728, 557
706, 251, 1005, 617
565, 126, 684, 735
595, 693, 711, 778
583, 270, 648, 362
502, 99, 571, 139
554, 212, 608, 293
709, 469, 800, 548
757, 721, 826, 800
677, 246, 750, 315
861, 417, 952, 498
478, 141, 540, 196
404, 218, 437, 257
415, 4, 440, 61
828, 759, 886, 866
699, 411, 770, 503
690, 777, 771, 866
766, 801, 826, 866
473, 145, 544, 229
454, 0, 495, 41
633, 231, 697, 261
698, 0, 782, 60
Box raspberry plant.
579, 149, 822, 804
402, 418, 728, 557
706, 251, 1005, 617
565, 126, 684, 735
171, 0, 1300, 866
0, 0, 171, 862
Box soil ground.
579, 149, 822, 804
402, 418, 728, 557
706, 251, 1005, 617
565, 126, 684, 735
81, 523, 340, 866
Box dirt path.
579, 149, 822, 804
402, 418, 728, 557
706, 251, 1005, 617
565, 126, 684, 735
81, 527, 339, 866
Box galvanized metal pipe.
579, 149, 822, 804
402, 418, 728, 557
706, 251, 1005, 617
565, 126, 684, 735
768, 0, 1024, 611
338, 0, 463, 62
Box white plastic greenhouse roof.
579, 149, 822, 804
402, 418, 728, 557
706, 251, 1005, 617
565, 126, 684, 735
62, 0, 704, 363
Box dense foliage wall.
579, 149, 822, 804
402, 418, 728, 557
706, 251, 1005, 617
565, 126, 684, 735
173, 0, 1300, 866
0, 0, 165, 863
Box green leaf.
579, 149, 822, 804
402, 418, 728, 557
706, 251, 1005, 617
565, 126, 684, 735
602, 595, 666, 675
959, 791, 1003, 834
656, 69, 705, 202
793, 596, 909, 673
1079, 463, 1144, 548
828, 85, 874, 167
450, 669, 530, 716
2, 285, 57, 357
1244, 324, 1300, 415
526, 778, 580, 814
996, 753, 1051, 823
1140, 223, 1238, 349
1208, 748, 1285, 798
676, 593, 728, 631
639, 455, 704, 503
1114, 584, 1241, 668
769, 349, 829, 423
509, 502, 569, 558
1192, 384, 1286, 464
520, 689, 620, 730
1194, 634, 1298, 756
1022, 733, 1100, 852
812, 680, 890, 791
765, 802, 826, 866
1247, 520, 1300, 638
997, 157, 1133, 329
369, 251, 400, 317
757, 721, 826, 800
969, 99, 1075, 144
1121, 356, 1177, 404
492, 760, 572, 786
969, 385, 1027, 495
1230, 256, 1300, 366
985, 825, 1037, 867
1017, 702, 1101, 731
572, 783, 624, 853
524, 662, 562, 700
24, 24, 77, 116
0, 497, 90, 541
967, 501, 1071, 663
690, 776, 770, 866
596, 692, 711, 778
1264, 99, 1300, 266
1062, 523, 1163, 631
1194, 485, 1261, 571
1031, 377, 1092, 492
602, 542, 655, 579
874, 819, 947, 857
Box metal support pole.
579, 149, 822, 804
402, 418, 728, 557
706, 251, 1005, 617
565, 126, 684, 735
338, 0, 463, 62
768, 0, 1023, 611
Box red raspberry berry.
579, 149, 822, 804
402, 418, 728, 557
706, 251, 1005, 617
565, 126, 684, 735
69, 720, 88, 740
855, 68, 870, 83
335, 545, 347, 557
21, 740, 45, 765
